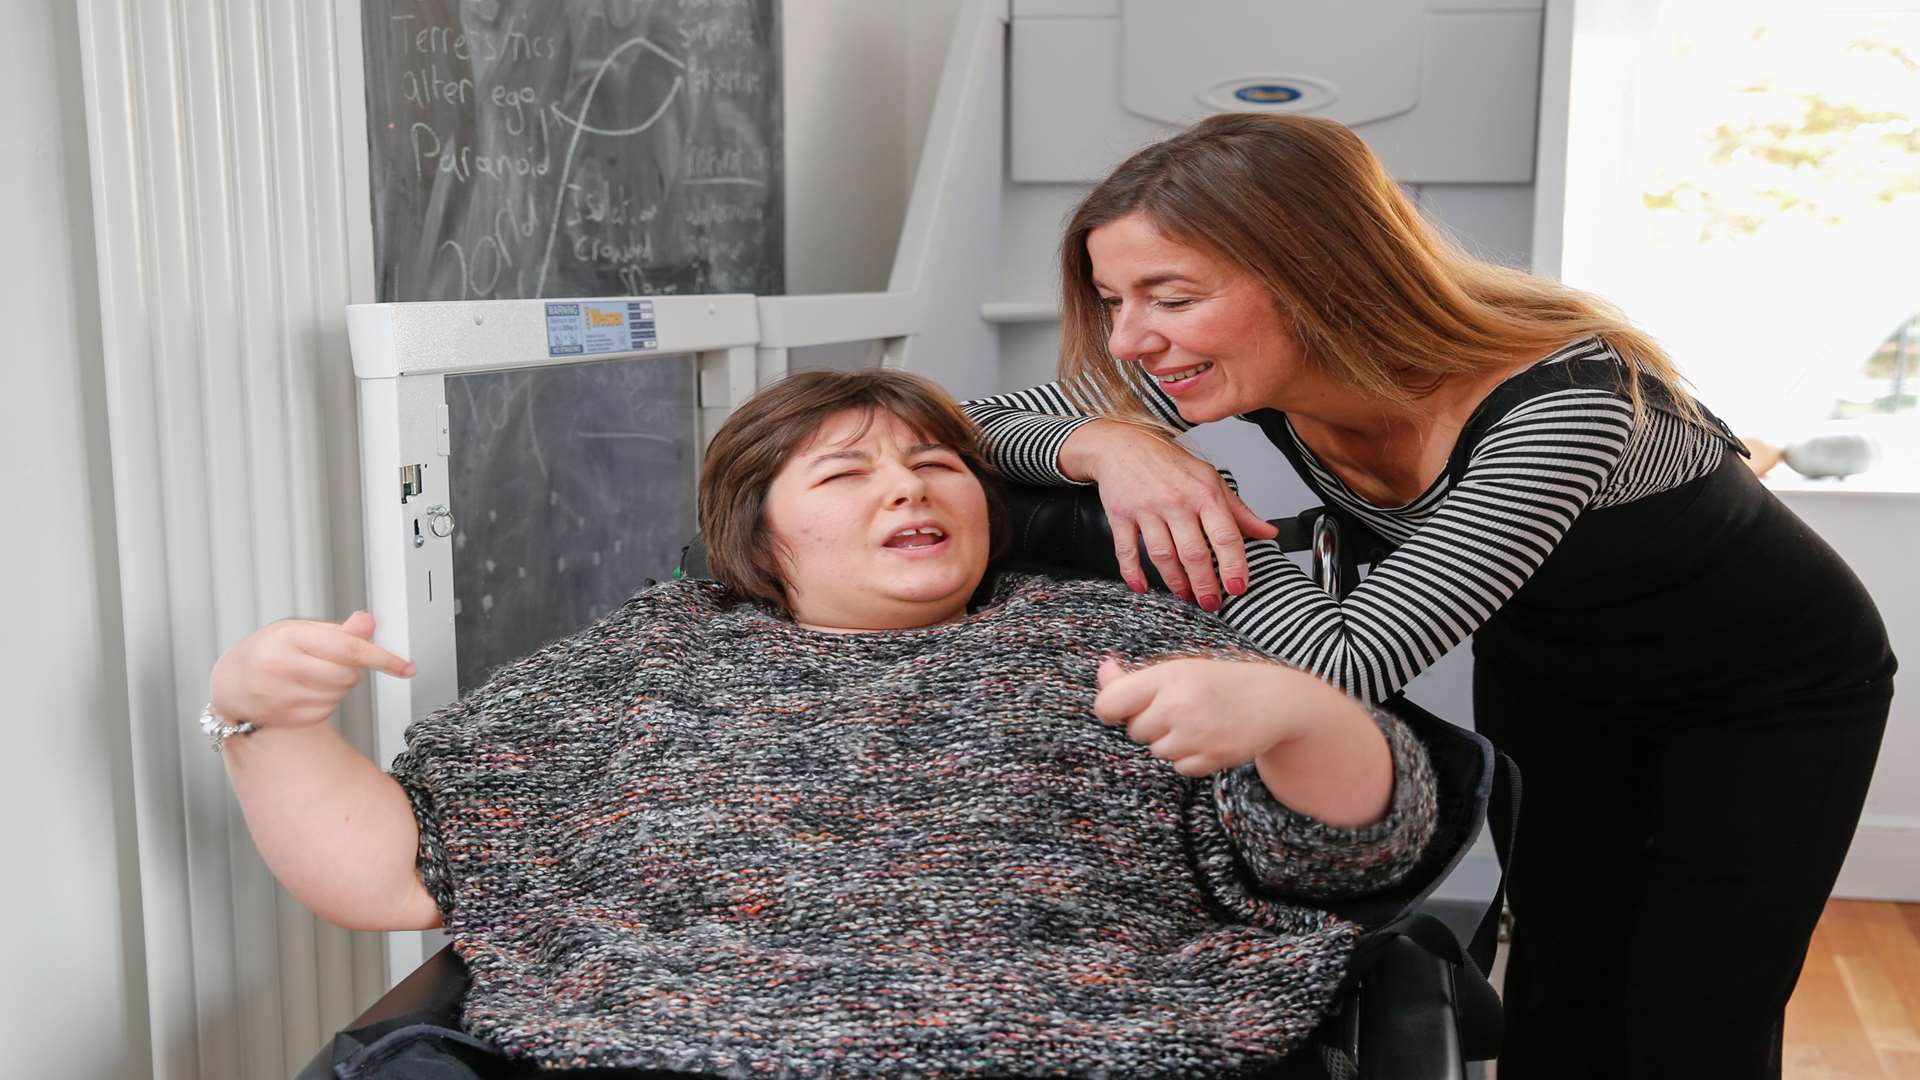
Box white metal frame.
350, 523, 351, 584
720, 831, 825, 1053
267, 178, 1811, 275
346, 294, 761, 771
348, 0, 1011, 984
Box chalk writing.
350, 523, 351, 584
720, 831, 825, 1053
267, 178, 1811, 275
400, 64, 474, 108
387, 14, 559, 62
410, 112, 552, 184
686, 57, 766, 97
677, 18, 757, 51
363, 0, 781, 302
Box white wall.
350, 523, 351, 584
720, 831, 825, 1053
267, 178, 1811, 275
781, 0, 968, 299
904, 0, 966, 172
1775, 491, 1920, 900
780, 0, 966, 378
783, 1, 913, 296
0, 1, 148, 1075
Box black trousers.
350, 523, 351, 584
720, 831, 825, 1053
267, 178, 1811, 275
1474, 674, 1892, 1080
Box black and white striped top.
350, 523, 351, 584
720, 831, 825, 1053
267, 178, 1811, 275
961, 338, 1732, 703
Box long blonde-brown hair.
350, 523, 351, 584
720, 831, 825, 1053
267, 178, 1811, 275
1059, 112, 1701, 426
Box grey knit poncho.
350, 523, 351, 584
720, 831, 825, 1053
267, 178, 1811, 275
390, 572, 1438, 1076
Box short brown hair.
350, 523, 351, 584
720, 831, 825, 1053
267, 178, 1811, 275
697, 368, 1006, 611
1060, 112, 1702, 426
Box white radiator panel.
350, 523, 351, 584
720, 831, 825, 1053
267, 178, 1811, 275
75, 0, 386, 1075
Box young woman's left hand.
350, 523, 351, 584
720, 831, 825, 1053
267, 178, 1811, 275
1094, 656, 1337, 776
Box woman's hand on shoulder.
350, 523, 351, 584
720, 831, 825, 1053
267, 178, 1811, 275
209, 611, 415, 730
1060, 421, 1278, 610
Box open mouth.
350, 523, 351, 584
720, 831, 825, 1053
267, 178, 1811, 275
883, 526, 948, 550
1153, 361, 1214, 391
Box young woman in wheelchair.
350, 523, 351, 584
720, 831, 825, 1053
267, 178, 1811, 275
208, 367, 1440, 1077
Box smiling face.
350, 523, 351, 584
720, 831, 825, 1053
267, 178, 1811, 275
1087, 211, 1317, 423
760, 407, 992, 632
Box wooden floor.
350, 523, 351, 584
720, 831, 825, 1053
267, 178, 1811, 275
1783, 900, 1920, 1079
1481, 901, 1920, 1079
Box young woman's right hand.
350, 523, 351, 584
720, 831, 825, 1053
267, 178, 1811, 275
1059, 420, 1279, 611
209, 611, 415, 730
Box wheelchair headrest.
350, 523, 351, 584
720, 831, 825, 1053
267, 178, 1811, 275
674, 482, 1161, 586
676, 482, 1374, 588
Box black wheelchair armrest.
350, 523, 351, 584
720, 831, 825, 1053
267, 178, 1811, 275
296, 946, 471, 1080
1278, 932, 1466, 1080
1351, 934, 1467, 1080
356, 945, 470, 1027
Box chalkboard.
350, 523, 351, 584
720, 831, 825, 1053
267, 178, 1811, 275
361, 0, 785, 302
445, 356, 698, 693
360, 0, 780, 689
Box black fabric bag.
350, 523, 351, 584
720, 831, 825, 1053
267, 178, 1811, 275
307, 1015, 500, 1080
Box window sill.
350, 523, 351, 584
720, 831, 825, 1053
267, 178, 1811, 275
1764, 466, 1920, 498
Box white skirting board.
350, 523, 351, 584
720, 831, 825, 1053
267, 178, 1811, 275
1832, 817, 1920, 902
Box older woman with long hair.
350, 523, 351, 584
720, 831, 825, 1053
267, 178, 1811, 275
207, 368, 1437, 1078
963, 112, 1894, 1079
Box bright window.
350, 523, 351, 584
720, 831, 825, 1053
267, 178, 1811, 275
1546, 1, 1920, 483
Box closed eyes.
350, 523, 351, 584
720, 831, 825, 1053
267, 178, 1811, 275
1099, 296, 1196, 312
819, 459, 958, 484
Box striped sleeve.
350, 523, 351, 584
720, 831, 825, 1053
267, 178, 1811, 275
959, 366, 1194, 486
1218, 388, 1636, 702
1592, 404, 1726, 508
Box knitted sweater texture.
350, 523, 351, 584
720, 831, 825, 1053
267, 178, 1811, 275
391, 572, 1437, 1077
